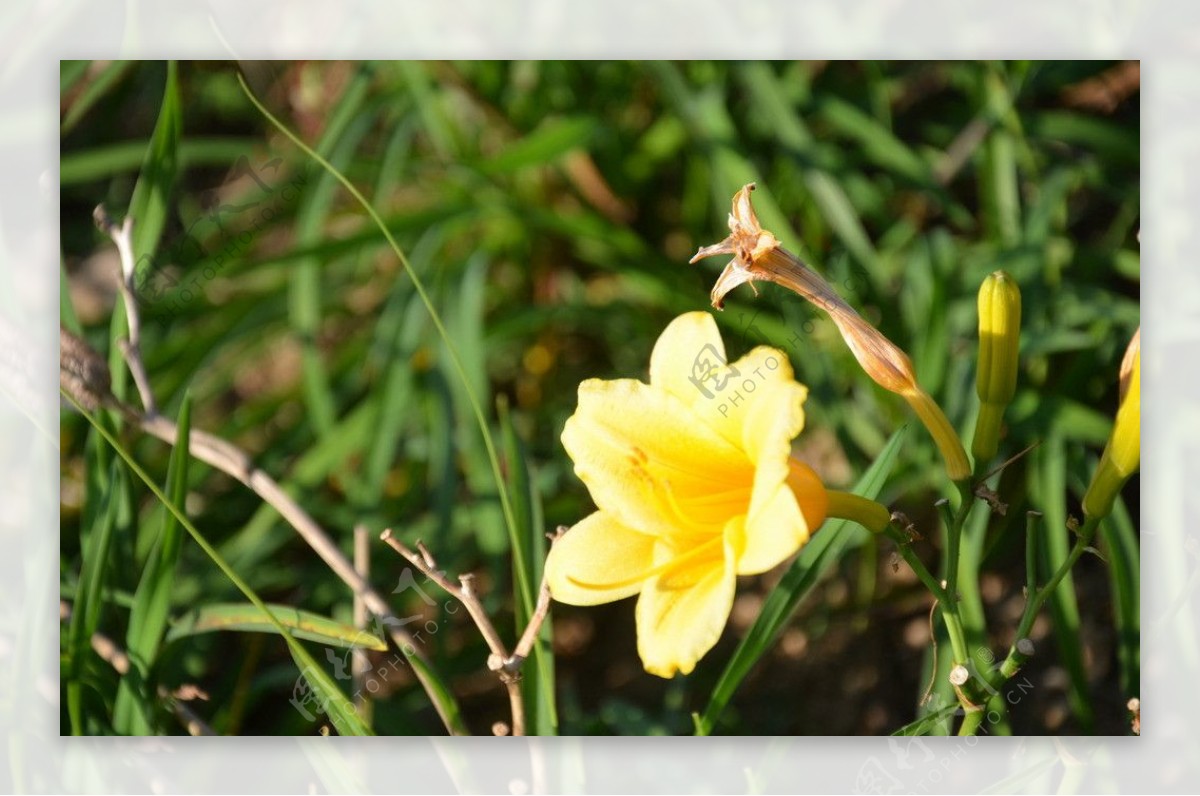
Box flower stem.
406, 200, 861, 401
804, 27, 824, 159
936, 484, 991, 733
884, 526, 970, 668
939, 487, 974, 668
827, 490, 891, 533
957, 701, 988, 736
998, 515, 1101, 680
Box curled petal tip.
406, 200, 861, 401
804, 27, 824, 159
690, 239, 735, 264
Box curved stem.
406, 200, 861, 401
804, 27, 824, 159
885, 526, 971, 674
998, 516, 1100, 679
236, 74, 532, 620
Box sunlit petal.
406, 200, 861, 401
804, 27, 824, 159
562, 378, 752, 534
737, 460, 827, 575
635, 524, 739, 678
648, 311, 729, 409
546, 512, 657, 606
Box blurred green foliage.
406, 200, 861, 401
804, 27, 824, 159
60, 60, 1138, 735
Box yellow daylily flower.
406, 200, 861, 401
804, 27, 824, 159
546, 311, 828, 678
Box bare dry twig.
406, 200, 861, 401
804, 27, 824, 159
93, 205, 156, 416
380, 526, 564, 736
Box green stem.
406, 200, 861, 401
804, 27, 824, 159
885, 526, 970, 672
886, 528, 945, 600
957, 706, 987, 736
938, 485, 987, 733
1025, 511, 1041, 607
939, 489, 974, 667
999, 515, 1101, 679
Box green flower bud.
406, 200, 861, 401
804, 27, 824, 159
972, 271, 1022, 463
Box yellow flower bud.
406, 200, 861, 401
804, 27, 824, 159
1082, 330, 1140, 519
972, 271, 1022, 463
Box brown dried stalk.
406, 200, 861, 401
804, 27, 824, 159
380, 527, 561, 737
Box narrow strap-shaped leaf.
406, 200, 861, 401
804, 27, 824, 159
114, 392, 193, 734
167, 603, 388, 651
66, 453, 121, 735
499, 398, 557, 735
128, 59, 182, 282
1035, 433, 1094, 731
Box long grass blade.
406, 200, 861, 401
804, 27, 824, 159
113, 392, 193, 734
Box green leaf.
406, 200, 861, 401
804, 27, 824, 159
166, 603, 388, 651
127, 60, 182, 283
65, 391, 373, 736
60, 59, 91, 93
1034, 433, 1094, 731
979, 90, 1021, 246
1100, 491, 1140, 703
814, 95, 940, 189
61, 60, 133, 135
236, 75, 525, 661
60, 138, 255, 185
479, 116, 594, 175
114, 393, 193, 734
891, 701, 960, 736
696, 425, 908, 735
499, 397, 557, 735
66, 452, 122, 735
737, 62, 883, 286
289, 86, 376, 439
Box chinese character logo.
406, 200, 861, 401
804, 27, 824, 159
689, 343, 739, 399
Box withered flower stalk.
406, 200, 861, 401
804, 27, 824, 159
692, 183, 971, 483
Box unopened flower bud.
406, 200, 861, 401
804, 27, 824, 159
972, 271, 1022, 463
1082, 329, 1140, 519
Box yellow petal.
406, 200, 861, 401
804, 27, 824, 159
635, 524, 739, 677
737, 459, 828, 574
562, 378, 752, 535
716, 349, 814, 573
648, 311, 730, 408
736, 483, 806, 575
728, 348, 807, 451
648, 326, 813, 574
546, 512, 657, 606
